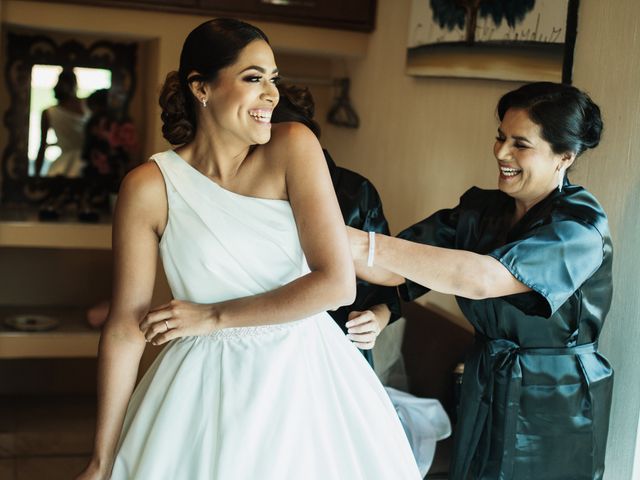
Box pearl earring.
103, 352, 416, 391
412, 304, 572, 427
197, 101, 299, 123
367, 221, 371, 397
557, 168, 565, 192
201, 98, 207, 108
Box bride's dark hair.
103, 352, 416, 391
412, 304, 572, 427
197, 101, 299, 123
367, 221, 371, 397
159, 18, 270, 145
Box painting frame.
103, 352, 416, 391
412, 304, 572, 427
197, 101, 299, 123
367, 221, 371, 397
406, 0, 580, 83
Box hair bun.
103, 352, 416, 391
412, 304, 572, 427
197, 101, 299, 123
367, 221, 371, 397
580, 100, 603, 151
159, 71, 195, 145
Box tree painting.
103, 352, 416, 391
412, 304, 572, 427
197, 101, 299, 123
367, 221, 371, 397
430, 0, 536, 45
406, 0, 577, 82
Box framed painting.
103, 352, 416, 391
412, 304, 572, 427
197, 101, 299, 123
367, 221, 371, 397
406, 0, 580, 82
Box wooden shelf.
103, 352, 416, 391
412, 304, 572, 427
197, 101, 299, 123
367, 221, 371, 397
0, 306, 100, 359
0, 211, 111, 250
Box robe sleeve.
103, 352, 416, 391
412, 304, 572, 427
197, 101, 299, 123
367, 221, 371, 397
488, 219, 604, 317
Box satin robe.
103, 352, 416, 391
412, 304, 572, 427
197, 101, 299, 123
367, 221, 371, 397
398, 181, 614, 480
324, 151, 401, 367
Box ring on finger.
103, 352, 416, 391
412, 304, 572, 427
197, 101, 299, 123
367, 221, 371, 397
164, 320, 170, 332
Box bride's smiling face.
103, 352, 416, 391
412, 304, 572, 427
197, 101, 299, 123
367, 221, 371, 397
205, 40, 280, 146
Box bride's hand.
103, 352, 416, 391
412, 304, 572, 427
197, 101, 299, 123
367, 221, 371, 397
139, 299, 217, 345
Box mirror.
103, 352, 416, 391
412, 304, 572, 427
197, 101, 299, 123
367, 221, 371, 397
30, 64, 112, 178
1, 29, 138, 209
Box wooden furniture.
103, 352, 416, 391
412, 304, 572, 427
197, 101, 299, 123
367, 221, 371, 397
0, 212, 111, 360
52, 0, 378, 32
400, 300, 475, 479
0, 214, 111, 250
0, 306, 100, 359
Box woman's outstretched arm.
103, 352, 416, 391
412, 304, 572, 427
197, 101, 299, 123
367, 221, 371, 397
348, 227, 530, 300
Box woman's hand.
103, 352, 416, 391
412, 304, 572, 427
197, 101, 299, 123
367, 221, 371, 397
139, 299, 218, 345
345, 304, 390, 350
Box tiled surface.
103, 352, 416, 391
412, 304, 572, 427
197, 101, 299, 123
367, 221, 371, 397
0, 458, 15, 478
0, 396, 18, 433
15, 455, 91, 480
0, 395, 95, 480
0, 396, 18, 459
426, 437, 452, 478
0, 433, 15, 458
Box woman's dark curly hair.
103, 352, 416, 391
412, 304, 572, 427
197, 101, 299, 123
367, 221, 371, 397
272, 83, 321, 139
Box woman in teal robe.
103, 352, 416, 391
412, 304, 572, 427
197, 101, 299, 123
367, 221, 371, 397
348, 82, 613, 479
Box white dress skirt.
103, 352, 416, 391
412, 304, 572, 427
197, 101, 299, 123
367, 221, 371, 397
109, 150, 422, 479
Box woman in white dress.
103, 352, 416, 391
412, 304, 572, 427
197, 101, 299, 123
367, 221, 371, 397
35, 68, 89, 177
77, 18, 421, 480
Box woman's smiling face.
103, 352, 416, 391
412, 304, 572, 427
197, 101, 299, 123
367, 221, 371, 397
494, 107, 573, 210
205, 39, 280, 146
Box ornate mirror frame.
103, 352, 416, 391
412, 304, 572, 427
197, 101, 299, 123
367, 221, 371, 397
1, 31, 137, 204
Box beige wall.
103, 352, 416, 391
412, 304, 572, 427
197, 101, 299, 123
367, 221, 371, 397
322, 0, 506, 322
1, 0, 639, 477
323, 1, 640, 478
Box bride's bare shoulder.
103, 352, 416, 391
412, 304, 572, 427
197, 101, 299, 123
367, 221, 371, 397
119, 161, 165, 200
264, 122, 323, 169
115, 160, 168, 233
268, 122, 319, 150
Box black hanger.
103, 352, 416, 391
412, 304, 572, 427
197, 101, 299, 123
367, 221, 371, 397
327, 78, 359, 128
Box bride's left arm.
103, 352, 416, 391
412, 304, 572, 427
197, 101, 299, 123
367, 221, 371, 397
141, 122, 355, 345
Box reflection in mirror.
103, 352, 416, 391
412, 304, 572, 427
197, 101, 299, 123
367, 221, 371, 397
29, 65, 112, 177
1, 30, 138, 211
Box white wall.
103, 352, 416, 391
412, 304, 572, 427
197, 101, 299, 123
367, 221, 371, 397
634, 417, 640, 480
571, 2, 640, 478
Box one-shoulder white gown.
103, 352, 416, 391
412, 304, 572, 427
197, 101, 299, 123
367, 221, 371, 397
109, 150, 422, 479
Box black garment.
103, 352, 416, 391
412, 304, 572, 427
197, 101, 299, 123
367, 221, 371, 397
324, 150, 401, 367
398, 181, 613, 480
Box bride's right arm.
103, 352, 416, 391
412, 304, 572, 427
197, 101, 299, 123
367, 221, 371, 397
78, 163, 166, 479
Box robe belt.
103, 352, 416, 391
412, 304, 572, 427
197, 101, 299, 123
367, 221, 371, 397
454, 336, 598, 480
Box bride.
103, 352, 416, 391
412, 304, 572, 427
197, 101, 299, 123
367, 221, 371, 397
77, 18, 421, 480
